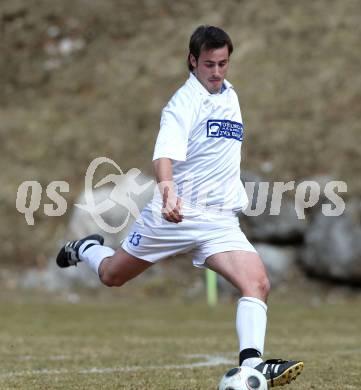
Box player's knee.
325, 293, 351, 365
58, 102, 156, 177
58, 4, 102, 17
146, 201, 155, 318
242, 274, 270, 300
99, 270, 125, 288
257, 274, 271, 298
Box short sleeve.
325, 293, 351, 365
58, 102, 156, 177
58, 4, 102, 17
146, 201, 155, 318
153, 90, 195, 162
232, 90, 243, 124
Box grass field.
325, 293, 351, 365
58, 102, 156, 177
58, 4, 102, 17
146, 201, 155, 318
0, 291, 360, 389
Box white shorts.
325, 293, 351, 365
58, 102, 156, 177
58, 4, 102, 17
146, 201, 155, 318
121, 202, 256, 268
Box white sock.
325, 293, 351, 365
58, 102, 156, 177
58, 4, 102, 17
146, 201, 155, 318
241, 357, 263, 368
237, 297, 267, 367
78, 241, 115, 276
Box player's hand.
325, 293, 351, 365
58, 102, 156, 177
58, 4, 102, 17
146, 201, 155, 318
162, 187, 183, 223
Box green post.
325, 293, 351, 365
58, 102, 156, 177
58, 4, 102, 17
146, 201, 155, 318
206, 269, 218, 306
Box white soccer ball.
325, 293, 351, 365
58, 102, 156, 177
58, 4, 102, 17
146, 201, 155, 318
218, 366, 268, 390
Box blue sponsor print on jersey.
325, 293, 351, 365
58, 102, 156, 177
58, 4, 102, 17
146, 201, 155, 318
207, 120, 243, 141
129, 232, 142, 246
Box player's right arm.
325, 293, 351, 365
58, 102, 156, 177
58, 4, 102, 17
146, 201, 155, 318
152, 85, 196, 223
153, 157, 183, 223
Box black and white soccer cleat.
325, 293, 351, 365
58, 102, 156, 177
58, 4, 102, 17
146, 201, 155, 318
56, 234, 104, 268
254, 359, 304, 387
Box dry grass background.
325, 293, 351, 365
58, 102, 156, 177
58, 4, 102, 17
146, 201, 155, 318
1, 0, 360, 265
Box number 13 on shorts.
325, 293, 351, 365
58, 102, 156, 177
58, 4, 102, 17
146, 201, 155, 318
129, 232, 142, 246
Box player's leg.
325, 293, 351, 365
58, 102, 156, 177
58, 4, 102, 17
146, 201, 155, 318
205, 250, 269, 365
98, 248, 153, 287
56, 234, 153, 287
205, 249, 270, 300
205, 250, 303, 387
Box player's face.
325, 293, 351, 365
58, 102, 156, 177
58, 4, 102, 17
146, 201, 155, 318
190, 45, 230, 94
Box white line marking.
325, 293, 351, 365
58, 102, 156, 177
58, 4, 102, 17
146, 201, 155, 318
0, 354, 234, 379
17, 355, 68, 361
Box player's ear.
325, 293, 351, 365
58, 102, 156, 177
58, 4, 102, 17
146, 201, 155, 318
189, 54, 197, 69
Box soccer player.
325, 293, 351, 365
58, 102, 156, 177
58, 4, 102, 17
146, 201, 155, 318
56, 25, 304, 387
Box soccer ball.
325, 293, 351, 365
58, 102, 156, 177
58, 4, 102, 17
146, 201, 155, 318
218, 366, 268, 390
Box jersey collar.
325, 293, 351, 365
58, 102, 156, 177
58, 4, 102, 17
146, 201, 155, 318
188, 72, 233, 96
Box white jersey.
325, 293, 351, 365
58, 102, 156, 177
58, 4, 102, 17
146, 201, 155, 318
153, 72, 249, 213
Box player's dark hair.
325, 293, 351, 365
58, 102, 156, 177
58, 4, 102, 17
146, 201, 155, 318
187, 25, 233, 71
